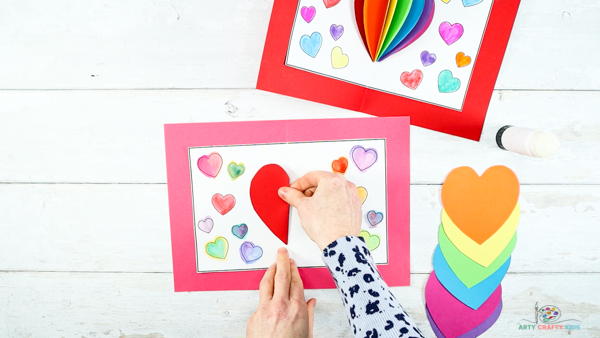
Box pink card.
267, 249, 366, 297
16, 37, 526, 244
164, 117, 410, 291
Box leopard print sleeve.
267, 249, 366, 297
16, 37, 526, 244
322, 236, 424, 338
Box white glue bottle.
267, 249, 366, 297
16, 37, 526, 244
496, 126, 560, 158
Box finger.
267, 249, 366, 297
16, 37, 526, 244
307, 298, 317, 338
258, 262, 276, 303
303, 187, 316, 197
289, 259, 305, 301
278, 186, 307, 208
289, 171, 331, 193
273, 247, 291, 300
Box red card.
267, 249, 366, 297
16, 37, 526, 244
164, 117, 410, 291
257, 0, 521, 141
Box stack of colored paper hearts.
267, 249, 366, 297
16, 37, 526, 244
355, 0, 435, 62
425, 166, 520, 338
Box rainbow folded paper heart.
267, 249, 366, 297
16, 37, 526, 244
355, 0, 435, 62
425, 166, 521, 338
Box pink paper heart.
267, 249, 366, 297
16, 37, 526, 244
300, 6, 316, 23
350, 145, 378, 171
197, 152, 222, 178
197, 216, 214, 233
425, 272, 502, 338
211, 193, 236, 215
439, 22, 464, 45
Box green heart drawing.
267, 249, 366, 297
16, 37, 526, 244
438, 70, 461, 93
205, 236, 229, 260
360, 230, 380, 251
227, 162, 246, 180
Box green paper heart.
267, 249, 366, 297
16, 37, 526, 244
205, 236, 229, 260
360, 230, 380, 251
438, 70, 461, 93
438, 224, 516, 288
227, 162, 245, 180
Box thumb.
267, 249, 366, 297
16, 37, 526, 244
278, 187, 306, 208
307, 298, 317, 338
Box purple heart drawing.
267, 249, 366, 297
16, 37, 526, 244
350, 145, 378, 171
330, 24, 344, 41
420, 50, 437, 67
197, 216, 214, 233
231, 223, 248, 239
367, 210, 384, 227
240, 241, 263, 264
439, 22, 464, 45
301, 6, 316, 23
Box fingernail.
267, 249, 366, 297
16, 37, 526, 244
289, 258, 295, 265
278, 187, 287, 199
278, 247, 287, 254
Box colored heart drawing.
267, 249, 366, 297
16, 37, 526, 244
332, 156, 349, 174
439, 21, 464, 45
300, 6, 316, 23
231, 223, 248, 239
330, 24, 344, 40
462, 0, 484, 7
227, 162, 245, 180
438, 70, 461, 93
331, 47, 349, 69
367, 210, 384, 227
433, 245, 510, 309
197, 216, 214, 233
441, 0, 451, 3
439, 225, 516, 288
360, 230, 380, 251
197, 152, 222, 178
211, 193, 236, 215
420, 50, 436, 67
400, 69, 423, 90
427, 300, 502, 338
300, 32, 322, 58
426, 272, 502, 338
205, 236, 228, 260
240, 241, 263, 264
456, 52, 472, 68
323, 0, 341, 9
357, 187, 368, 204
350, 145, 378, 171
441, 166, 520, 245
250, 164, 290, 244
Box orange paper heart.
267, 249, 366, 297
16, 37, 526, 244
441, 166, 519, 245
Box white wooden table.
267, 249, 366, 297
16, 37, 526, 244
1, 1, 599, 337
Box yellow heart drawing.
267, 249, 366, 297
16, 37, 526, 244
441, 0, 451, 3
331, 46, 349, 69
357, 186, 368, 204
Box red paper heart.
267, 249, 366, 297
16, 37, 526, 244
250, 164, 290, 244
323, 0, 341, 8
400, 69, 423, 90
211, 193, 235, 215
331, 157, 348, 174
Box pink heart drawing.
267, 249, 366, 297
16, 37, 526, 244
400, 69, 423, 90
439, 22, 464, 45
197, 152, 223, 178
350, 145, 378, 171
197, 216, 214, 233
212, 193, 236, 215
301, 6, 316, 23
367, 210, 384, 227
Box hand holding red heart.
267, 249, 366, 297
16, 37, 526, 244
278, 171, 362, 250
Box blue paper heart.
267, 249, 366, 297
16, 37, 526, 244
438, 70, 461, 93
300, 32, 322, 58
462, 0, 484, 7
231, 223, 248, 239
240, 241, 263, 264
433, 245, 510, 309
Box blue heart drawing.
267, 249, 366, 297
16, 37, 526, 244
462, 0, 483, 7
438, 70, 461, 93
240, 241, 263, 264
367, 210, 384, 227
300, 32, 322, 58
231, 223, 248, 239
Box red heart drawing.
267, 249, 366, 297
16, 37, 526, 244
400, 69, 423, 90
250, 164, 290, 244
211, 193, 236, 215
323, 0, 341, 8
331, 156, 348, 174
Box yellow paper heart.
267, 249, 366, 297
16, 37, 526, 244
331, 46, 349, 69
441, 203, 520, 267
357, 186, 368, 204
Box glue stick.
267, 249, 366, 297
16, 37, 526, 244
496, 126, 560, 158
